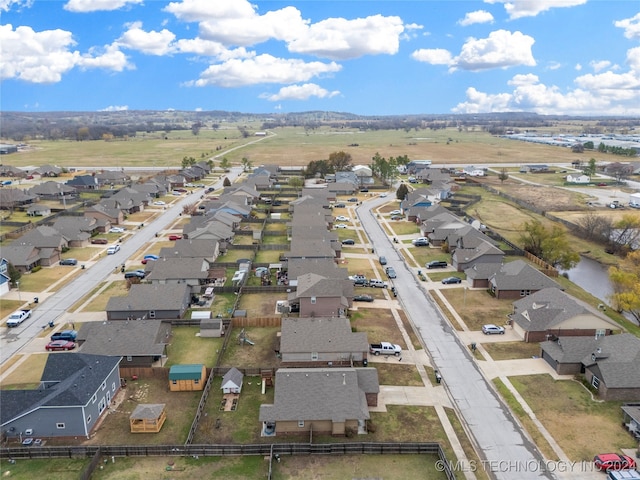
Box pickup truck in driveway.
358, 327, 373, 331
6, 309, 31, 327
370, 342, 402, 356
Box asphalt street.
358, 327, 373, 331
356, 196, 555, 480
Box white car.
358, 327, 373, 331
390, 210, 402, 216
153, 201, 166, 206
380, 192, 388, 197
482, 324, 505, 335
107, 245, 121, 255
335, 215, 350, 221
109, 227, 125, 233
334, 224, 348, 229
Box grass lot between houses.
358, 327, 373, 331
498, 374, 639, 462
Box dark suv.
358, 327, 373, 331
426, 260, 448, 269
385, 266, 397, 279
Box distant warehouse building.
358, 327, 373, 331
0, 144, 18, 155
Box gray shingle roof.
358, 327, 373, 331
222, 367, 244, 389
259, 367, 375, 423
77, 320, 171, 356
280, 317, 368, 354
146, 257, 209, 281
106, 283, 190, 312
489, 260, 561, 291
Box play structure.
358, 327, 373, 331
237, 328, 255, 346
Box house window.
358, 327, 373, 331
591, 376, 600, 389
311, 352, 319, 361
298, 420, 304, 428
310, 296, 316, 304
520, 290, 531, 297
149, 310, 156, 319
595, 329, 606, 339
127, 356, 133, 362
101, 381, 106, 391
98, 398, 107, 414
194, 379, 200, 385
86, 416, 92, 424
112, 382, 116, 392
92, 393, 97, 404
56, 423, 65, 429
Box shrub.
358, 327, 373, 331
31, 265, 42, 273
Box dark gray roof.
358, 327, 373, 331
259, 367, 374, 423
287, 258, 348, 281
294, 273, 350, 298
452, 239, 503, 263
77, 320, 171, 356
11, 225, 68, 249
159, 239, 218, 259
146, 257, 209, 281
489, 259, 561, 291
0, 353, 121, 425
511, 288, 619, 332
280, 317, 368, 354
106, 283, 190, 312
464, 262, 501, 280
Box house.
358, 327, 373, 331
0, 188, 37, 210
84, 203, 124, 226
0, 165, 26, 177
11, 225, 69, 254
77, 320, 171, 368
158, 238, 220, 262
540, 334, 640, 401
185, 221, 234, 243
66, 175, 99, 189
509, 288, 621, 343
105, 283, 191, 320
29, 181, 77, 201
130, 404, 167, 433
0, 353, 121, 439
52, 217, 101, 247
621, 404, 640, 441
288, 272, 352, 317
95, 170, 129, 186
32, 164, 62, 177
279, 317, 368, 365
451, 238, 504, 272
169, 364, 207, 391
259, 367, 379, 436
0, 258, 11, 297
464, 263, 503, 289
145, 257, 211, 292
26, 204, 51, 217
0, 245, 45, 272
221, 367, 244, 394
566, 174, 590, 184
486, 260, 562, 299
352, 165, 374, 185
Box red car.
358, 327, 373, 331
46, 340, 76, 351
168, 235, 182, 241
593, 453, 636, 471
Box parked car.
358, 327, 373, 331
413, 239, 429, 246
369, 279, 388, 288
353, 294, 374, 302
593, 454, 637, 472
153, 201, 166, 206
124, 271, 146, 279
482, 324, 505, 335
596, 183, 608, 187
336, 215, 350, 221
106, 245, 120, 255
426, 260, 448, 269
390, 210, 402, 216
441, 276, 462, 284
379, 256, 387, 265
385, 266, 397, 279
334, 223, 348, 229
168, 234, 183, 240
349, 274, 368, 286
412, 237, 429, 245
45, 340, 76, 351
109, 227, 125, 233
334, 203, 346, 208
348, 197, 358, 202
341, 239, 355, 245
51, 330, 78, 341
91, 238, 108, 244
380, 192, 388, 197
59, 258, 78, 266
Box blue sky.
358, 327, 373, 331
1, 0, 639, 116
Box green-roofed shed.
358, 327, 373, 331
169, 364, 206, 391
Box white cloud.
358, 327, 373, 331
100, 105, 129, 111
0, 0, 33, 12
547, 61, 562, 70
458, 10, 494, 26
615, 13, 640, 40
116, 22, 176, 56
411, 48, 453, 66
590, 60, 612, 73
188, 54, 341, 87
575, 63, 582, 71
453, 63, 640, 115
0, 24, 131, 83
164, 0, 256, 23
260, 83, 340, 101
628, 46, 640, 72
287, 14, 405, 60
174, 38, 250, 60
484, 0, 587, 20
64, 0, 143, 13
412, 30, 535, 71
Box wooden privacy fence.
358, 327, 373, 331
2, 442, 455, 480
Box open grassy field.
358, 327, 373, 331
506, 374, 638, 461
164, 326, 222, 367
439, 289, 513, 332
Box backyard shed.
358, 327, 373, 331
200, 318, 224, 338
129, 403, 167, 433
169, 364, 207, 391
221, 367, 244, 394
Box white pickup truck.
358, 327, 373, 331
6, 309, 31, 327
369, 342, 402, 356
